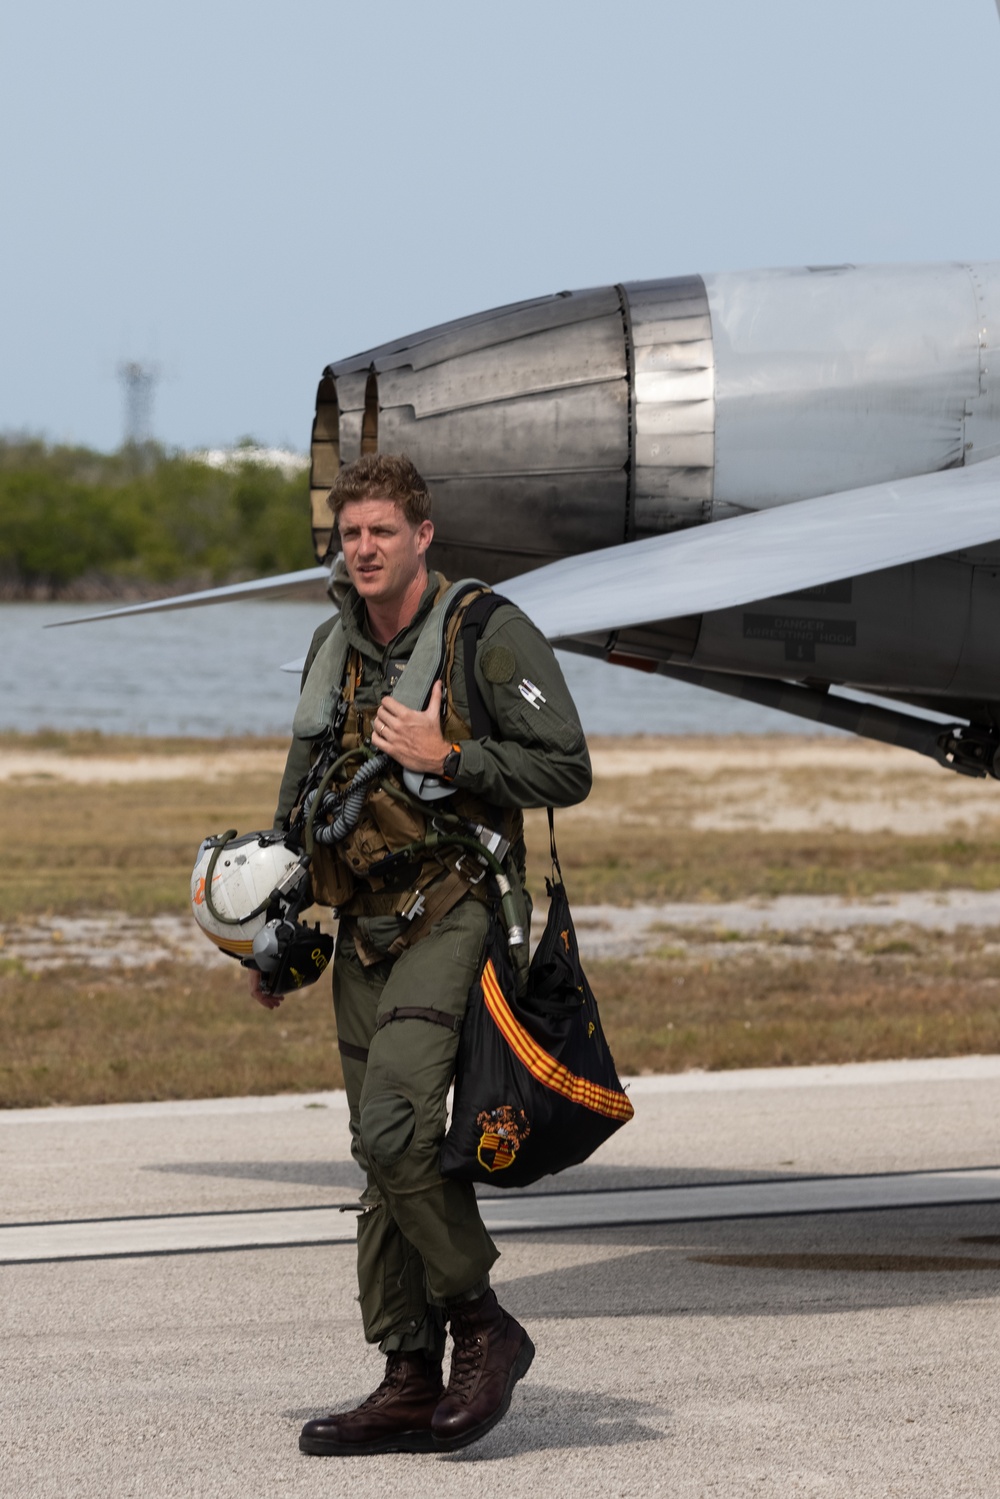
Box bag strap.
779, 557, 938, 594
457, 591, 564, 893
547, 806, 563, 883
460, 591, 512, 739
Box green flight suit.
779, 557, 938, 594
276, 573, 592, 1358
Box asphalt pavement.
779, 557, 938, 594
5, 1057, 1000, 1498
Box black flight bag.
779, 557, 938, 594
440, 812, 633, 1188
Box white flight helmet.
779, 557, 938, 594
191, 831, 305, 958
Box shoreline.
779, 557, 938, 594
1, 581, 331, 604
0, 728, 942, 775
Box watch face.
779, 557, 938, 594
443, 747, 461, 780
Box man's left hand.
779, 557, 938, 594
372, 680, 451, 774
249, 965, 283, 1010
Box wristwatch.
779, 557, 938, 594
441, 744, 462, 782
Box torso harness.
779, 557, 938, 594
287, 577, 524, 964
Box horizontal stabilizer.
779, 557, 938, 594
45, 567, 331, 627
502, 456, 1000, 639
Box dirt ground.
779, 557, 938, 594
0, 745, 288, 785
4, 733, 997, 835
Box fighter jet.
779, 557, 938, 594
61, 261, 1000, 780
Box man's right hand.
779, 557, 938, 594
248, 966, 283, 1010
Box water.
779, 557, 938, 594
1, 601, 845, 738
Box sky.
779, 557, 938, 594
4, 0, 1000, 454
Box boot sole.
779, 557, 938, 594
431, 1333, 535, 1452
299, 1428, 436, 1456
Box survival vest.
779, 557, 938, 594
291, 577, 523, 959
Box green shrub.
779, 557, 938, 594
0, 439, 313, 590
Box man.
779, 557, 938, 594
254, 452, 591, 1456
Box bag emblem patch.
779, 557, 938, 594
475, 1106, 531, 1172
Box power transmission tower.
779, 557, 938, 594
118, 359, 159, 449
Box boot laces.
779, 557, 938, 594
358, 1354, 407, 1410
447, 1327, 486, 1399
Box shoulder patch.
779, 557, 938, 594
481, 644, 516, 684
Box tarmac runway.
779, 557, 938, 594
5, 1057, 1000, 1497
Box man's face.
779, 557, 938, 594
338, 495, 434, 610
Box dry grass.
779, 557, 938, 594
594, 924, 1000, 1076
1, 768, 281, 918
5, 926, 1000, 1106
5, 731, 1000, 921
534, 736, 1000, 903
7, 778, 997, 923
5, 730, 1000, 1106
0, 959, 343, 1108
536, 824, 1000, 905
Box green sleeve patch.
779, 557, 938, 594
481, 644, 517, 684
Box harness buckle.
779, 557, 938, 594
397, 890, 427, 922
453, 852, 487, 886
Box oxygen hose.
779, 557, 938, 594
301, 747, 373, 854
311, 751, 391, 846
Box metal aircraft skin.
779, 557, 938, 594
64, 261, 1000, 779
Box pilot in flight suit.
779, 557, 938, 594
258, 452, 592, 1456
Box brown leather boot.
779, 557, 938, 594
299, 1351, 444, 1456
431, 1289, 535, 1451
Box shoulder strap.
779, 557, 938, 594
460, 591, 512, 739
292, 615, 350, 740
389, 577, 486, 712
